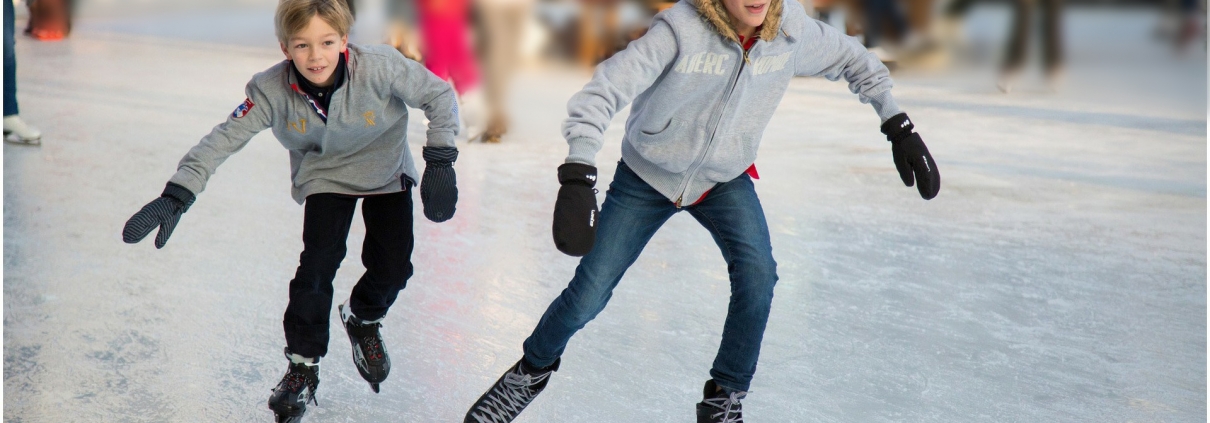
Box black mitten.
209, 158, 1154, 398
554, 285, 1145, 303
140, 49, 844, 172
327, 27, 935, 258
123, 182, 196, 249
881, 113, 940, 200
421, 146, 458, 222
552, 163, 599, 257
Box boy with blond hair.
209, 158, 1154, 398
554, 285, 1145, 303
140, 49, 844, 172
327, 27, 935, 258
463, 0, 939, 421
121, 0, 461, 420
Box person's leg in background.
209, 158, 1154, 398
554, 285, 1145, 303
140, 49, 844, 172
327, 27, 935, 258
999, 0, 1033, 92
863, 0, 910, 62
863, 0, 886, 48
477, 0, 530, 143
3, 0, 42, 143
1041, 0, 1064, 87
937, 0, 975, 51
5, 0, 18, 118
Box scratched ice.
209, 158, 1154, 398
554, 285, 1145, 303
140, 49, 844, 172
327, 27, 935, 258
4, 2, 1204, 422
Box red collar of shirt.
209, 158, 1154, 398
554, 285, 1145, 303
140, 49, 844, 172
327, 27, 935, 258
737, 25, 763, 51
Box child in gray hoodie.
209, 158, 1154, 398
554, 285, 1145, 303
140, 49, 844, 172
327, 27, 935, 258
120, 0, 460, 420
464, 0, 939, 421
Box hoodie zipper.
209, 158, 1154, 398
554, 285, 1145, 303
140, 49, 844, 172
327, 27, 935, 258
674, 42, 750, 208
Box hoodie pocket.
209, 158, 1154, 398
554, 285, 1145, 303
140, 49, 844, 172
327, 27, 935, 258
700, 130, 759, 182
628, 118, 698, 174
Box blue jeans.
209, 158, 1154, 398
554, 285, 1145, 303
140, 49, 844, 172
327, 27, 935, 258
4, 0, 18, 117
523, 161, 779, 392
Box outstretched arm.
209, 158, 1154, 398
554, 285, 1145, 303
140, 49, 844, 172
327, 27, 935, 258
127, 82, 272, 248
794, 18, 902, 122
170, 82, 274, 194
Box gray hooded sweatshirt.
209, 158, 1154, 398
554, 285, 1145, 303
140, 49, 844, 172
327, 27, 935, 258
563, 0, 902, 205
169, 43, 459, 204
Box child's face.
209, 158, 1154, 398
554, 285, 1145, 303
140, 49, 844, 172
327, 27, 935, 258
280, 14, 348, 87
722, 0, 769, 35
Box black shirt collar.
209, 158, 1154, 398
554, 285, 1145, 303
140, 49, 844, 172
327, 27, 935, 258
292, 51, 347, 108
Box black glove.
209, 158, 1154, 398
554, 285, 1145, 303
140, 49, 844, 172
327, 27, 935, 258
123, 182, 196, 249
552, 163, 599, 257
420, 146, 458, 222
881, 113, 940, 200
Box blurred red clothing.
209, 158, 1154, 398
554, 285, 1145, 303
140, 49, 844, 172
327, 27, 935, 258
417, 0, 480, 95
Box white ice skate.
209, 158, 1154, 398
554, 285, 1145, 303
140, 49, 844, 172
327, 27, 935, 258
3, 115, 41, 144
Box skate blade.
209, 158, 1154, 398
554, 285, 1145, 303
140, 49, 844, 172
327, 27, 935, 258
274, 413, 304, 423
3, 136, 41, 146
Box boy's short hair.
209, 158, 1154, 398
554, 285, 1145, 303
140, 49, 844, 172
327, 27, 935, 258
275, 0, 353, 44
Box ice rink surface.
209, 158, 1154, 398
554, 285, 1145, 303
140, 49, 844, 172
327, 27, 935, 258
4, 2, 1206, 422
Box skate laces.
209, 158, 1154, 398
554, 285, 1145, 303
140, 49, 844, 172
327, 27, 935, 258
703, 391, 745, 423
275, 365, 319, 407
471, 367, 551, 422
361, 332, 385, 361
350, 320, 386, 362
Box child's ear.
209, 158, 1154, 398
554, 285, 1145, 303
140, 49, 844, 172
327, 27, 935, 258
280, 43, 290, 61
340, 35, 348, 52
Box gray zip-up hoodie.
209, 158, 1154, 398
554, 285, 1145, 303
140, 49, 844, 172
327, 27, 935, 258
169, 43, 459, 204
563, 0, 901, 205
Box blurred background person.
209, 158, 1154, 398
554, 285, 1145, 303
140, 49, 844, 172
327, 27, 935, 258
24, 0, 73, 41
575, 0, 621, 67
998, 0, 1065, 93
1154, 0, 1205, 52
937, 0, 1064, 93
808, 0, 941, 66
5, 0, 42, 144
474, 0, 534, 143
862, 0, 913, 62
387, 0, 425, 62
417, 0, 487, 141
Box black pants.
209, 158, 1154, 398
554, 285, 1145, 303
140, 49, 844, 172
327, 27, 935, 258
863, 0, 909, 48
1003, 0, 1063, 73
283, 190, 414, 358
945, 0, 1064, 72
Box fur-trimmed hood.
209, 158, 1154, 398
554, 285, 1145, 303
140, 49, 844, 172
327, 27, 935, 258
692, 0, 784, 43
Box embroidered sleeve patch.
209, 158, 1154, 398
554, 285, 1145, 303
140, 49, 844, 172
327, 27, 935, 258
232, 98, 255, 118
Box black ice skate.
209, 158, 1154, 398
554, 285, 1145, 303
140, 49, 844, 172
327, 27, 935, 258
267, 348, 320, 423
464, 358, 560, 423
339, 302, 390, 393
696, 379, 745, 423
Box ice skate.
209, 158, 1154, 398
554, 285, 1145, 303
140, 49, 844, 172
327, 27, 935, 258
464, 358, 559, 423
267, 348, 319, 423
3, 116, 41, 144
696, 379, 745, 423
339, 301, 390, 393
